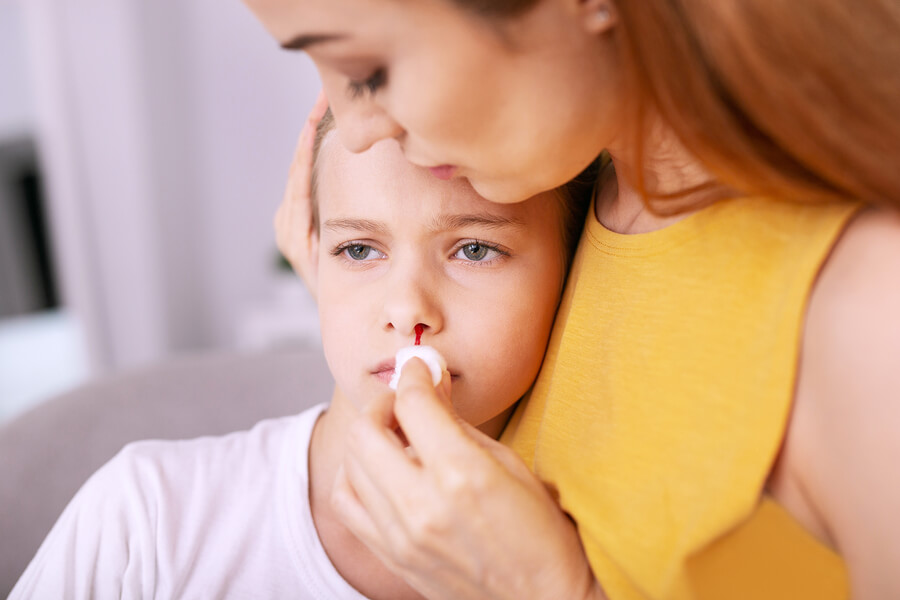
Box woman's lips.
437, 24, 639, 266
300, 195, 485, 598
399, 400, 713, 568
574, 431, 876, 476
428, 165, 457, 180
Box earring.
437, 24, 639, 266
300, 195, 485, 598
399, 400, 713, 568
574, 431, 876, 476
584, 0, 615, 33
595, 5, 611, 26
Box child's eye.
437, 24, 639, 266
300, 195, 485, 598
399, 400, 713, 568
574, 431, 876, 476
336, 243, 385, 261
452, 242, 505, 263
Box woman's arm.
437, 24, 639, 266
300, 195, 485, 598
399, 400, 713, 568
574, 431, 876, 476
791, 207, 900, 599
332, 359, 607, 600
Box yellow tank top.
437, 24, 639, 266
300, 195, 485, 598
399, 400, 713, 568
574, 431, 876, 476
502, 196, 860, 599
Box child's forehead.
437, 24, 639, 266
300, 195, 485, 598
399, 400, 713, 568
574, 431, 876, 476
317, 137, 550, 225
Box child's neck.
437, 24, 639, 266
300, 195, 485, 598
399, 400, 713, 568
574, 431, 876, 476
308, 386, 426, 600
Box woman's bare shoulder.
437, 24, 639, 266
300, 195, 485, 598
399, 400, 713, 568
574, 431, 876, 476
789, 206, 900, 597
807, 206, 900, 347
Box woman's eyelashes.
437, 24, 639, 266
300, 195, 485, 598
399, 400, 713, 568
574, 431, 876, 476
347, 68, 387, 99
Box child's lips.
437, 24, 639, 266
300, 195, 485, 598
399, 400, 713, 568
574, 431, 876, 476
370, 359, 459, 385
373, 368, 395, 385
371, 360, 396, 384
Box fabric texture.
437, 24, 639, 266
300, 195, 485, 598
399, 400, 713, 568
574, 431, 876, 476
10, 404, 371, 600
0, 348, 333, 596
502, 196, 860, 599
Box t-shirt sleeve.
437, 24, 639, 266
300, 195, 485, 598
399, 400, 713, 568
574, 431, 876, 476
9, 444, 160, 599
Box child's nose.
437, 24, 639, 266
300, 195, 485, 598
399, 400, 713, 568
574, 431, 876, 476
381, 275, 443, 342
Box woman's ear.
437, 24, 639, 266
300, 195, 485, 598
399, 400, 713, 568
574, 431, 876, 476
578, 0, 617, 34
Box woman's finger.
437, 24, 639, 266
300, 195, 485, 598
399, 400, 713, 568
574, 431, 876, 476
342, 395, 427, 516
331, 463, 426, 577
288, 90, 327, 198
394, 359, 483, 468
331, 468, 415, 588
275, 90, 329, 294
308, 89, 329, 122
331, 463, 383, 546
358, 386, 400, 431
456, 419, 553, 499
340, 450, 413, 548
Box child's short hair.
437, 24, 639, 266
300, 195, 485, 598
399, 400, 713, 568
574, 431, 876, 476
310, 107, 597, 266
309, 108, 337, 236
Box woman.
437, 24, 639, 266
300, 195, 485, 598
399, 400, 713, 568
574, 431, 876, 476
246, 0, 900, 597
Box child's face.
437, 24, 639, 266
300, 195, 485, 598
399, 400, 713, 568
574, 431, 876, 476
316, 134, 566, 431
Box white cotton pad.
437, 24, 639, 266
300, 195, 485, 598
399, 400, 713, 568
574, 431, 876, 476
389, 345, 447, 390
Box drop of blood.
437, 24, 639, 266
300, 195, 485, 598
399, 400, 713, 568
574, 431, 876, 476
414, 324, 424, 346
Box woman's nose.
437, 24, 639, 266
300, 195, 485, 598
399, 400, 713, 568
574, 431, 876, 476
335, 102, 404, 154
382, 274, 443, 342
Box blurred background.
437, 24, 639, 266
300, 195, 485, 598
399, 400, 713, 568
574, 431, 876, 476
0, 0, 322, 423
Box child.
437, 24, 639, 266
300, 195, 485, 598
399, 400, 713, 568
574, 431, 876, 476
11, 111, 593, 599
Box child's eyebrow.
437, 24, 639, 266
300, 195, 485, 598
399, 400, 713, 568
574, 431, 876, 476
430, 213, 526, 232
323, 218, 389, 235
322, 214, 525, 235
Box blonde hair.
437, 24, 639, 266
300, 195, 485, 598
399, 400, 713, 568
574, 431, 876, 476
309, 107, 336, 233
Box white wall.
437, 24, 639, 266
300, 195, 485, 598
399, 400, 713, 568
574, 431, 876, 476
19, 0, 321, 373
0, 3, 34, 139
174, 0, 321, 351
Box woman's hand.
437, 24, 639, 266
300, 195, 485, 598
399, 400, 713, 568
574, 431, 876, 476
274, 91, 329, 298
332, 359, 606, 600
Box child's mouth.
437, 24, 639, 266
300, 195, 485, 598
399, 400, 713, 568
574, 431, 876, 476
371, 365, 460, 386
371, 359, 396, 385
372, 367, 395, 385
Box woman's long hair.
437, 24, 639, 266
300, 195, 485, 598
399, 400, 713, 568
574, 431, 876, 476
457, 0, 900, 210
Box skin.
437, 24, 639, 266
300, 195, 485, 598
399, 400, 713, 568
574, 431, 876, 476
314, 130, 565, 434
246, 0, 900, 597
247, 0, 621, 205
308, 131, 570, 599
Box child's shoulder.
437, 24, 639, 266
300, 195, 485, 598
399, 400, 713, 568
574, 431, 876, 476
113, 404, 327, 490
11, 406, 330, 597
61, 404, 327, 555
68, 404, 327, 526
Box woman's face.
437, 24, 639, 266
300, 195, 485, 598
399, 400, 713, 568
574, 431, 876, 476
245, 0, 621, 204
314, 133, 565, 433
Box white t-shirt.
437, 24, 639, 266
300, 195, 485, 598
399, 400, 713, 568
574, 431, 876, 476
11, 403, 371, 600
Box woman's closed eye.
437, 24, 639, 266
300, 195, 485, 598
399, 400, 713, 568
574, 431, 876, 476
347, 68, 387, 99
451, 241, 508, 264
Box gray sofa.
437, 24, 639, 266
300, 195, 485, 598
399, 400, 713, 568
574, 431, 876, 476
0, 347, 332, 596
